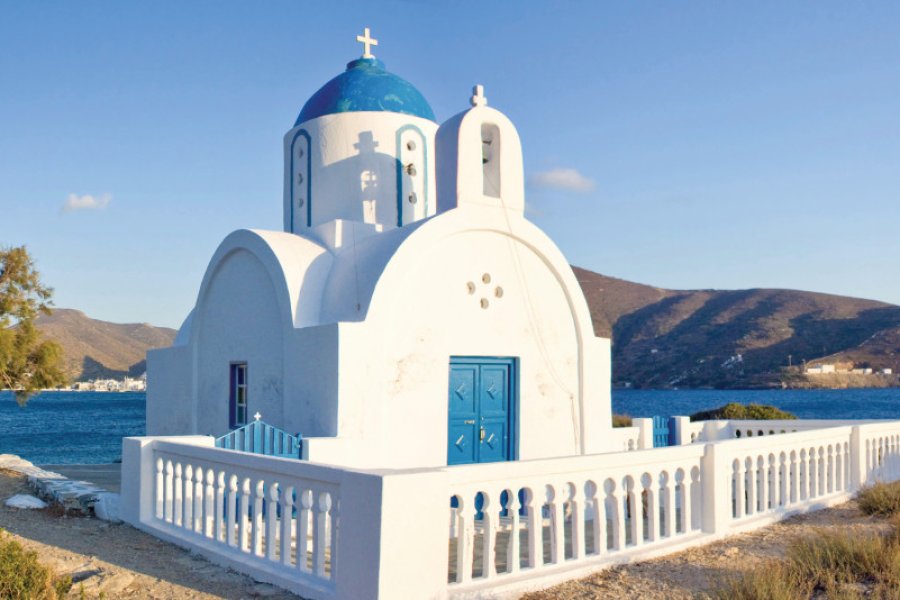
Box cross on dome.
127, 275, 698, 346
470, 84, 488, 107
356, 27, 378, 58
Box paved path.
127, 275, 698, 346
39, 463, 122, 493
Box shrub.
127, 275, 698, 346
858, 481, 900, 517
0, 529, 71, 599
710, 562, 811, 600
612, 414, 632, 428
690, 402, 796, 422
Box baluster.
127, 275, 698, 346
606, 479, 623, 550
744, 458, 755, 517
732, 460, 743, 519
641, 474, 655, 542
329, 495, 339, 579
844, 442, 851, 489
799, 449, 808, 501
757, 456, 767, 512
546, 485, 563, 563
164, 460, 174, 523
660, 473, 674, 537
586, 482, 604, 553
865, 439, 872, 482
789, 451, 799, 504
834, 445, 842, 492
690, 468, 701, 531
626, 477, 641, 547
818, 448, 826, 496
252, 481, 264, 556
779, 453, 787, 506
767, 455, 777, 510
204, 469, 215, 537
675, 471, 688, 534
194, 467, 204, 533
451, 495, 470, 582
827, 445, 835, 494
226, 476, 238, 546
568, 483, 583, 560
182, 464, 192, 528
155, 458, 164, 520
281, 486, 295, 566
239, 478, 251, 552
296, 489, 312, 573
809, 448, 818, 498
314, 492, 330, 577
215, 473, 226, 542
506, 490, 521, 573
481, 492, 497, 578
524, 488, 541, 568
267, 483, 280, 561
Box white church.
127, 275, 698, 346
147, 28, 613, 468
124, 30, 900, 600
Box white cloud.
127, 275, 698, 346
528, 168, 596, 193
61, 193, 112, 213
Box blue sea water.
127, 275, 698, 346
3, 388, 900, 465
0, 391, 145, 465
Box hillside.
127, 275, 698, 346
34, 309, 176, 380
574, 267, 900, 388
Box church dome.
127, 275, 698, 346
295, 57, 436, 125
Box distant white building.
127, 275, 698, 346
806, 364, 836, 375
883, 368, 893, 375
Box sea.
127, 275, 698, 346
2, 388, 900, 465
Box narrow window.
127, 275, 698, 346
230, 363, 248, 428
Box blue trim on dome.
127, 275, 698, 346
296, 58, 435, 125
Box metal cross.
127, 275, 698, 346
356, 27, 378, 58
254, 412, 262, 421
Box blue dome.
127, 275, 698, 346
296, 58, 435, 125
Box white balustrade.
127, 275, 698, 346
122, 419, 900, 600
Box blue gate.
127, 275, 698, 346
215, 415, 303, 459
652, 416, 672, 448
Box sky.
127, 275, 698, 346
1, 2, 899, 329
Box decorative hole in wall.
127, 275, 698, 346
297, 147, 304, 158
297, 198, 305, 207
466, 273, 504, 308
406, 140, 416, 151
408, 192, 418, 205
406, 163, 417, 176
297, 173, 304, 184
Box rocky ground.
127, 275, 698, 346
0, 468, 296, 599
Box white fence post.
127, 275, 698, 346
670, 417, 691, 445
633, 418, 654, 449
701, 442, 728, 534
120, 437, 155, 525
335, 469, 447, 600
850, 426, 865, 491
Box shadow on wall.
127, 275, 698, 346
314, 131, 410, 226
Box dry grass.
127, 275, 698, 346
612, 414, 632, 428
858, 481, 900, 517
710, 512, 900, 599
0, 529, 71, 600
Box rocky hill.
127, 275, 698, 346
34, 309, 176, 381
573, 267, 900, 388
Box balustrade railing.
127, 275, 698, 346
121, 419, 900, 600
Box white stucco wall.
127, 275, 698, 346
145, 345, 192, 435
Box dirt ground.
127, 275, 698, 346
0, 469, 298, 599
522, 499, 889, 599
1, 466, 890, 599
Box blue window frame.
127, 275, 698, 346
229, 363, 248, 429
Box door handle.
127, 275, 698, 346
480, 427, 485, 442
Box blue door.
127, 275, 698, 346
447, 357, 516, 465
